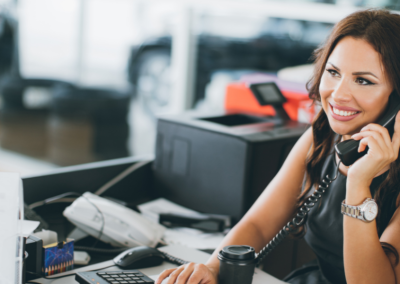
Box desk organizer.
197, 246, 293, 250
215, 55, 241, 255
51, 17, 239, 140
43, 239, 74, 276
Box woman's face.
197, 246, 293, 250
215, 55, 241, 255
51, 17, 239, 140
319, 36, 393, 138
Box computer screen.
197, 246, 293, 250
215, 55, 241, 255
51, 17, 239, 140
249, 82, 286, 106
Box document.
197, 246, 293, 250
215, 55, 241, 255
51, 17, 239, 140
0, 173, 24, 284
138, 198, 204, 222
138, 198, 225, 250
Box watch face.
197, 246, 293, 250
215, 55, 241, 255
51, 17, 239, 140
364, 202, 378, 221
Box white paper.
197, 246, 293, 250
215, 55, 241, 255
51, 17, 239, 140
0, 173, 24, 284
163, 227, 224, 250
33, 230, 58, 246
20, 220, 40, 237
138, 198, 225, 249
138, 198, 203, 223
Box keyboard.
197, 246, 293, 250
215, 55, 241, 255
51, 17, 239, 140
75, 270, 154, 284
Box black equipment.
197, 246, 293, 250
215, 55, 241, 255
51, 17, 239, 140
159, 212, 229, 232
25, 235, 43, 281
153, 82, 308, 222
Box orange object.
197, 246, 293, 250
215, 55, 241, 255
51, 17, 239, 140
225, 82, 316, 123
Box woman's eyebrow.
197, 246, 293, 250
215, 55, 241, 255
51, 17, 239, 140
352, 71, 378, 79
327, 62, 379, 79
327, 62, 340, 70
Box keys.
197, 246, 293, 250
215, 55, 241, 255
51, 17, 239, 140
96, 270, 154, 284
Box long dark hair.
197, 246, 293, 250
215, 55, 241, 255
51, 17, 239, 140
300, 9, 400, 265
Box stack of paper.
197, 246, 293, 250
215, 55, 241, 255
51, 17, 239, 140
138, 198, 225, 250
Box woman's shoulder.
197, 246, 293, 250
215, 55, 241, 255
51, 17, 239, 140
295, 126, 313, 156
280, 126, 313, 170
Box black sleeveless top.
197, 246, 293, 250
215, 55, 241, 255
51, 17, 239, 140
298, 153, 390, 284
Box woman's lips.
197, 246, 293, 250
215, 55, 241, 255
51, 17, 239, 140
329, 103, 361, 121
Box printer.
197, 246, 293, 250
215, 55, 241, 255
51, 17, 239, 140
153, 82, 310, 222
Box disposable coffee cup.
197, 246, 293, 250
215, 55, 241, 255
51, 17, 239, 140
218, 245, 257, 284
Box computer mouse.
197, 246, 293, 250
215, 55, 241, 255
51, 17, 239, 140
113, 246, 165, 269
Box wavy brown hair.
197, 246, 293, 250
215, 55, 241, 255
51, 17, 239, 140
298, 9, 400, 263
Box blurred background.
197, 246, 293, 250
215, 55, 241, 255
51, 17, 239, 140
0, 0, 397, 175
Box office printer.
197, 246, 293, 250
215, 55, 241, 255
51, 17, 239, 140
153, 82, 310, 222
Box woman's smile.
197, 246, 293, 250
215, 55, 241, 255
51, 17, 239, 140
329, 102, 361, 121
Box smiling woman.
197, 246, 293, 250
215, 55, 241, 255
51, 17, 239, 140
156, 9, 400, 284
319, 37, 392, 137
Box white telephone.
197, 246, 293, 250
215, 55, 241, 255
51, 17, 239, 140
63, 192, 166, 248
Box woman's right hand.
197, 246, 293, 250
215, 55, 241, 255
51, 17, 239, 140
155, 262, 218, 284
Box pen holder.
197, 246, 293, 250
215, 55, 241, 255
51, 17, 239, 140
42, 239, 74, 276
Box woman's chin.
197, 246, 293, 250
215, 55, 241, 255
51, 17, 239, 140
328, 122, 360, 137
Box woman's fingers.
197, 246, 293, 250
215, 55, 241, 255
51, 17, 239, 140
167, 266, 186, 284
175, 263, 196, 284
156, 268, 178, 284
358, 136, 385, 161
156, 263, 217, 284
354, 123, 391, 149
353, 130, 386, 153
187, 264, 208, 284
391, 111, 400, 155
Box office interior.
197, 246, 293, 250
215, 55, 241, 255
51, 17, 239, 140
0, 0, 397, 283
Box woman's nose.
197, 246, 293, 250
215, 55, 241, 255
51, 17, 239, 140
331, 79, 352, 102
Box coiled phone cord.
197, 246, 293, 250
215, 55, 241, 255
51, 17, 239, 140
162, 252, 190, 265
256, 159, 342, 265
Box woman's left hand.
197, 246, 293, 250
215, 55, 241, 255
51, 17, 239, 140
348, 111, 400, 188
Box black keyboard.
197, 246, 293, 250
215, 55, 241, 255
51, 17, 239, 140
75, 270, 154, 284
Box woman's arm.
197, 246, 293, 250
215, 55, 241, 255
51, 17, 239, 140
343, 182, 396, 284
343, 114, 400, 284
156, 126, 313, 284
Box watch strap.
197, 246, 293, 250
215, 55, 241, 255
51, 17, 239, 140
341, 200, 364, 220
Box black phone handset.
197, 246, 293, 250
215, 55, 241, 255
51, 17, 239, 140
335, 93, 400, 166
217, 94, 400, 284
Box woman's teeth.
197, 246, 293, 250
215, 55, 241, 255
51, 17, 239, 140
333, 107, 358, 117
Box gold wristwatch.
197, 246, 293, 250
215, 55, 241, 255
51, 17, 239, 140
341, 198, 378, 222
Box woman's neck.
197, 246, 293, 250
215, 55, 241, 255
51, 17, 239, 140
342, 134, 352, 141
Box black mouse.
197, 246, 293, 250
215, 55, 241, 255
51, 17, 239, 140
113, 246, 165, 269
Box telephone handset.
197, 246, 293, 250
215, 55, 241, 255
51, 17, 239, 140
335, 93, 400, 166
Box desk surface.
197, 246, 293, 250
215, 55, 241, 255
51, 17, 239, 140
33, 245, 287, 284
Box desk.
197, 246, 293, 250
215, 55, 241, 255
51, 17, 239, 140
23, 158, 302, 282
32, 245, 287, 284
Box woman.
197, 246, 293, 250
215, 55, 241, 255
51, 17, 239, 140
156, 9, 400, 284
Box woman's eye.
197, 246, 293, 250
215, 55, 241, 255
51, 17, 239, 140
326, 69, 339, 77
355, 77, 374, 85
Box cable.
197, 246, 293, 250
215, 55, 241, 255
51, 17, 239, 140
256, 159, 342, 265
74, 246, 128, 254
28, 160, 152, 210
28, 192, 81, 209
79, 195, 105, 248
94, 160, 152, 196
161, 251, 190, 266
